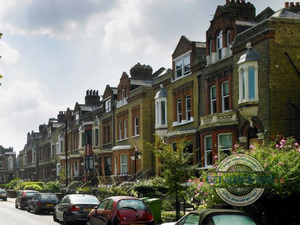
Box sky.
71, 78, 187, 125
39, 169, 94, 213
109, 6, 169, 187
0, 0, 286, 154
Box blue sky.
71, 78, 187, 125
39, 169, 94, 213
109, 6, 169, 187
0, 0, 285, 153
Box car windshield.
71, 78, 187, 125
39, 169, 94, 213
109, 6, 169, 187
117, 199, 147, 210
25, 192, 37, 197
212, 214, 256, 225
0, 190, 6, 193
71, 195, 99, 204
41, 194, 59, 201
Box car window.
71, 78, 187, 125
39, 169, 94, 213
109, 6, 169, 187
106, 200, 114, 210
98, 199, 109, 210
211, 214, 256, 225
71, 195, 99, 204
41, 194, 58, 201
26, 192, 38, 197
178, 213, 200, 225
61, 196, 69, 203
117, 200, 147, 210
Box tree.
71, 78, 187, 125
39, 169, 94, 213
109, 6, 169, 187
152, 135, 195, 220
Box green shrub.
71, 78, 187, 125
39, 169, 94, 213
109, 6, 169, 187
43, 181, 60, 192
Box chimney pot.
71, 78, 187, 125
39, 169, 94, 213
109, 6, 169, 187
285, 2, 289, 8
290, 2, 295, 6
296, 2, 299, 6
241, 0, 245, 3
226, 0, 229, 4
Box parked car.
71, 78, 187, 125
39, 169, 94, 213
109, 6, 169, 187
15, 190, 39, 210
27, 192, 60, 214
162, 209, 257, 225
0, 189, 7, 201
87, 196, 155, 225
53, 194, 100, 225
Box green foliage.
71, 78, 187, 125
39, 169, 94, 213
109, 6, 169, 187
189, 136, 300, 209
96, 186, 128, 200
77, 186, 92, 194
43, 181, 61, 192
5, 178, 22, 190
133, 176, 167, 198
23, 183, 43, 191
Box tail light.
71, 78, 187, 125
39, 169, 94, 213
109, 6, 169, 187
37, 202, 42, 206
146, 211, 153, 221
70, 205, 80, 211
116, 210, 127, 221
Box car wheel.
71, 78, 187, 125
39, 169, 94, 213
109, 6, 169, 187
63, 213, 70, 225
3, 198, 7, 201
20, 204, 24, 210
27, 206, 30, 212
53, 211, 59, 222
86, 219, 92, 225
33, 206, 39, 214
15, 202, 18, 209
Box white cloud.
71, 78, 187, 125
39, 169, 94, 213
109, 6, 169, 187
0, 41, 20, 65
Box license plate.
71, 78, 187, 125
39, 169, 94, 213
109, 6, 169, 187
83, 208, 92, 212
46, 204, 54, 207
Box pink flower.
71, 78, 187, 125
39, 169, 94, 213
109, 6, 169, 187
250, 145, 255, 149
204, 192, 208, 196
294, 143, 299, 147
279, 145, 284, 149
275, 144, 279, 148
298, 148, 300, 153
214, 155, 218, 160
278, 162, 282, 166
264, 163, 268, 168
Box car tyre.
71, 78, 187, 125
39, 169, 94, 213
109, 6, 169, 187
20, 204, 24, 210
53, 211, 59, 222
63, 213, 70, 225
15, 202, 18, 209
86, 219, 92, 225
27, 206, 30, 212
33, 206, 39, 214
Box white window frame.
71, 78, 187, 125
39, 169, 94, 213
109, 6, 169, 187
238, 61, 259, 103
120, 154, 128, 175
174, 52, 191, 79
105, 98, 111, 113
186, 95, 191, 121
210, 86, 217, 114
177, 98, 182, 122
134, 117, 139, 136
114, 155, 118, 175
124, 119, 128, 139
204, 136, 213, 167
222, 81, 229, 112
216, 30, 223, 60
118, 121, 122, 140
218, 133, 232, 156
155, 98, 167, 128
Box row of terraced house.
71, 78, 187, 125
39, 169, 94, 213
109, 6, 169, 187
9, 1, 300, 186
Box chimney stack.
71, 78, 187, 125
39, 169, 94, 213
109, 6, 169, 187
285, 2, 289, 8
290, 2, 295, 6
226, 0, 229, 4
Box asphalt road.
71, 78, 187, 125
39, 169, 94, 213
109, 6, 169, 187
0, 198, 58, 225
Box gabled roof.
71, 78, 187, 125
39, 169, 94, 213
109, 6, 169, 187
271, 8, 300, 19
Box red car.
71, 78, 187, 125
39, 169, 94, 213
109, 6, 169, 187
87, 196, 155, 225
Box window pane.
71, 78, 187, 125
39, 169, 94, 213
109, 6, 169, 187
176, 60, 182, 78
219, 134, 232, 155
177, 99, 182, 122
248, 66, 255, 99
205, 136, 212, 166
161, 101, 166, 125
183, 55, 190, 75
241, 69, 245, 100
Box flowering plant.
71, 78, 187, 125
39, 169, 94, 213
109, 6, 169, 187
189, 136, 300, 208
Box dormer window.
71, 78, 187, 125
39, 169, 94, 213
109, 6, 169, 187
105, 98, 111, 112
174, 52, 191, 79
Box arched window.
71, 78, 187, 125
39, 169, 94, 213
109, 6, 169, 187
154, 85, 168, 128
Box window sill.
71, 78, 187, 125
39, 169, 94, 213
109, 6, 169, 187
132, 134, 140, 139
172, 72, 192, 82
172, 118, 194, 127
